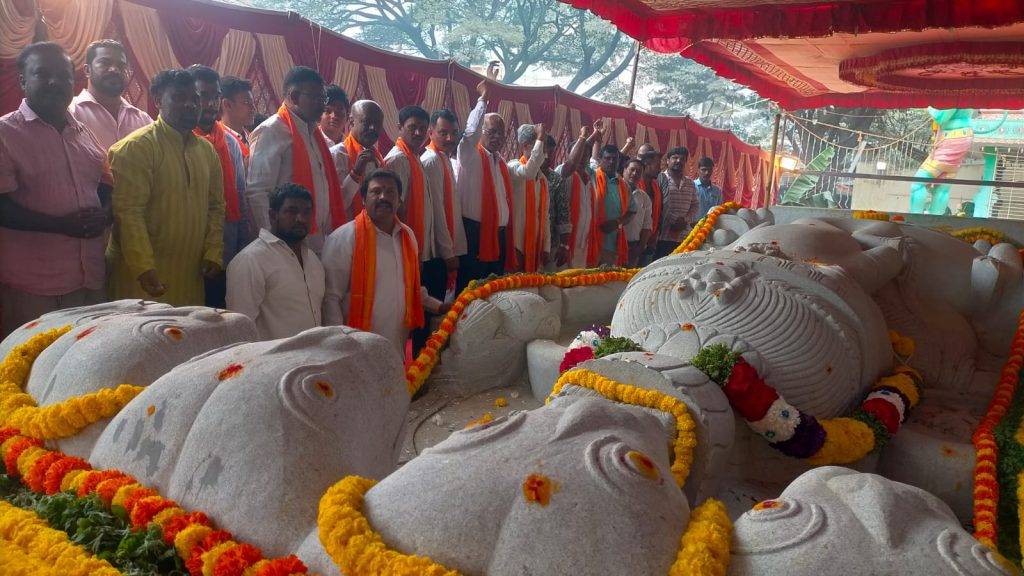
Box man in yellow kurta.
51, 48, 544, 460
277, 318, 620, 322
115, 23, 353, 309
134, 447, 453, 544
109, 69, 225, 306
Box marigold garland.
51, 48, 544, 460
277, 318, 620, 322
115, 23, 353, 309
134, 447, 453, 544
671, 202, 741, 255
0, 499, 122, 575
548, 368, 698, 488
668, 498, 732, 576
951, 226, 1011, 247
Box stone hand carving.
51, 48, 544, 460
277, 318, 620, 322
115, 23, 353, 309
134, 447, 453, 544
613, 250, 891, 418
302, 392, 690, 575
91, 326, 409, 561
729, 466, 1013, 575
26, 307, 257, 457
0, 299, 170, 359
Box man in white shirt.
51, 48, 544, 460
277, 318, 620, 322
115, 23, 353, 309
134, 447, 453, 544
219, 76, 254, 147
554, 126, 600, 270
421, 108, 466, 278
227, 183, 325, 340
247, 66, 340, 254
623, 158, 652, 267
330, 100, 385, 221
320, 84, 349, 147
69, 39, 152, 151
322, 169, 449, 357
508, 123, 549, 272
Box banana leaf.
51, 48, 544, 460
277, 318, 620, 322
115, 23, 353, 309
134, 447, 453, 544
780, 147, 835, 205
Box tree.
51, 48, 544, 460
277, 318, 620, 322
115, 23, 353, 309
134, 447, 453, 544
236, 0, 635, 97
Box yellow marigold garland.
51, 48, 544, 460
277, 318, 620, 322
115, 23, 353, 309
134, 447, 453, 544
318, 475, 460, 576
852, 209, 892, 222
951, 226, 1010, 247
669, 499, 732, 576
0, 325, 145, 440
547, 368, 698, 488
0, 500, 122, 576
672, 202, 740, 255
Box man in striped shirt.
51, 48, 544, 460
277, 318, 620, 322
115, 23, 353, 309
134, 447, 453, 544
655, 147, 699, 258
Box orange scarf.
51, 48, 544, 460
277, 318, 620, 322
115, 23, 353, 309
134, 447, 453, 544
343, 134, 385, 219
348, 210, 424, 331
224, 125, 249, 159
277, 105, 345, 233
194, 121, 240, 222
519, 156, 549, 273
594, 167, 629, 266
639, 177, 662, 237
395, 137, 426, 250
427, 141, 456, 243
476, 144, 516, 269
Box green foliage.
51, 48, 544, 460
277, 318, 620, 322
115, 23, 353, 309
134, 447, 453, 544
1, 476, 185, 575
994, 380, 1024, 562
849, 409, 891, 451
780, 146, 835, 205
593, 336, 644, 358
691, 344, 742, 386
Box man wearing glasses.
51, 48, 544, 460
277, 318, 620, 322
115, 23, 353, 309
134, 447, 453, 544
247, 66, 344, 255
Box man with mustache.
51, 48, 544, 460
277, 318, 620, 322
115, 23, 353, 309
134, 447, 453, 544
655, 146, 699, 258
0, 42, 112, 337
227, 183, 324, 340
189, 64, 252, 308
248, 66, 342, 255
508, 123, 549, 273
70, 39, 152, 151
322, 169, 450, 357
331, 99, 385, 221
108, 68, 225, 306
622, 158, 652, 267
320, 84, 349, 146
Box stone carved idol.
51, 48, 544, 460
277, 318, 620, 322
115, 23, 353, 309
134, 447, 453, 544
25, 307, 257, 457
298, 390, 690, 575
729, 466, 1014, 575
91, 326, 410, 560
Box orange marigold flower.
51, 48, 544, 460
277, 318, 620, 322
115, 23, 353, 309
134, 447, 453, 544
96, 475, 138, 505
3, 436, 42, 476
213, 543, 263, 576
122, 487, 159, 516
522, 473, 555, 506
26, 451, 63, 492
253, 555, 308, 576
217, 363, 244, 381
130, 495, 179, 528
186, 530, 233, 576
162, 511, 212, 545
78, 469, 128, 497
43, 455, 91, 494
0, 427, 21, 446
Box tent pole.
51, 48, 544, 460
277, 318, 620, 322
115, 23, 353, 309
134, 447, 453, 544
766, 110, 783, 204
626, 41, 642, 107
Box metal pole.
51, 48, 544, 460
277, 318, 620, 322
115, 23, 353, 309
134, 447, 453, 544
626, 41, 642, 107
765, 111, 782, 205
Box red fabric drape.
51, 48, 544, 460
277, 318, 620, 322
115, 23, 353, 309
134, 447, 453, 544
161, 15, 228, 69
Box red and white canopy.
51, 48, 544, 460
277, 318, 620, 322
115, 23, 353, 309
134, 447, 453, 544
562, 0, 1024, 109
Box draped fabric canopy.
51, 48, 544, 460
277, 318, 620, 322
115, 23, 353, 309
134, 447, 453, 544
0, 0, 772, 206
562, 0, 1024, 110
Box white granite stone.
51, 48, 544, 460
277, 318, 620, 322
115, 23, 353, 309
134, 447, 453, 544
27, 307, 256, 457
0, 300, 170, 359
729, 467, 1012, 575
525, 339, 567, 401
91, 326, 408, 561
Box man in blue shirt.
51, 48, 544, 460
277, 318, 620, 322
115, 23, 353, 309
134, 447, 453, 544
694, 156, 723, 218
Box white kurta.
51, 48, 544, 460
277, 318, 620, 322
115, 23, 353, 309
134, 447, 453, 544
226, 229, 326, 340
321, 219, 442, 356
384, 145, 446, 261
557, 167, 596, 270
328, 141, 376, 219
625, 188, 653, 242
247, 112, 334, 253
421, 146, 465, 258
455, 99, 510, 226
507, 141, 549, 255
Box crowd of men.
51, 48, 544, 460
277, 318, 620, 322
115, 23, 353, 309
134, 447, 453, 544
0, 40, 724, 359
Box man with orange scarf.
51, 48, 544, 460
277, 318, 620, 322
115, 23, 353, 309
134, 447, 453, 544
330, 100, 386, 221
551, 126, 600, 269
321, 170, 450, 357
247, 66, 344, 255
508, 123, 549, 273
189, 65, 251, 308
636, 143, 664, 266
593, 144, 636, 266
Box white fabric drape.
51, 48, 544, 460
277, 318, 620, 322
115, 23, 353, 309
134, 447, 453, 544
450, 81, 470, 127
255, 33, 294, 101
552, 104, 567, 142
569, 108, 581, 140
40, 0, 113, 65
613, 117, 628, 147
496, 100, 514, 128
119, 1, 180, 80
333, 56, 360, 100
364, 64, 399, 141
213, 29, 256, 80
514, 102, 532, 127
0, 0, 38, 59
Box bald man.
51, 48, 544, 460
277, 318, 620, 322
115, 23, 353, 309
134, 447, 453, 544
330, 99, 386, 220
